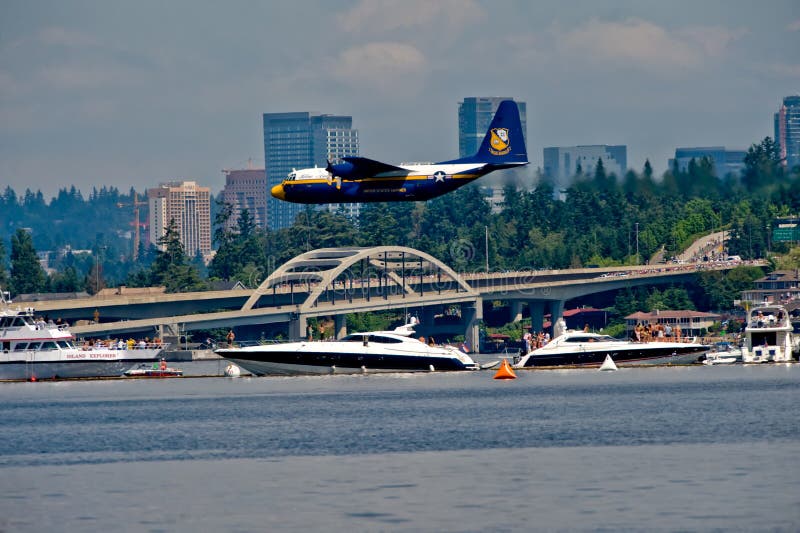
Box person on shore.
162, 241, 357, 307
226, 330, 235, 347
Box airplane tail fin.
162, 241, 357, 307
453, 100, 527, 166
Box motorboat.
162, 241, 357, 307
514, 330, 708, 368
215, 321, 485, 376
700, 341, 741, 365
124, 360, 183, 377
741, 304, 794, 363
0, 289, 166, 380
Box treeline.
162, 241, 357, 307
1, 137, 798, 306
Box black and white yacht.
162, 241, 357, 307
216, 321, 483, 376
514, 330, 708, 368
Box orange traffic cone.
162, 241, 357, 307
493, 358, 517, 380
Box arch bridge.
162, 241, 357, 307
242, 246, 482, 342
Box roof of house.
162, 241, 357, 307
625, 310, 721, 320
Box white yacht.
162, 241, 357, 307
701, 341, 742, 365
0, 289, 166, 380
741, 304, 795, 363
514, 330, 708, 368
216, 321, 483, 376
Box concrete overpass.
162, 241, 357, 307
26, 246, 760, 348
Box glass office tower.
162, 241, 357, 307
775, 96, 800, 170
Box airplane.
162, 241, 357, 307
270, 100, 527, 204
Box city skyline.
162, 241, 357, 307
1, 1, 799, 199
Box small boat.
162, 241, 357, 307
514, 330, 707, 368
124, 361, 183, 377
700, 341, 741, 365
215, 320, 482, 376
0, 288, 167, 380
741, 304, 794, 363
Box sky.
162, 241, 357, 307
1, 0, 799, 199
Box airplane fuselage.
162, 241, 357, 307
270, 100, 528, 204
273, 163, 490, 204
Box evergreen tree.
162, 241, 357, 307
0, 240, 8, 290
10, 228, 47, 295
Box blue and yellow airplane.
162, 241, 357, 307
270, 100, 527, 203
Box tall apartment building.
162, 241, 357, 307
147, 181, 211, 257
458, 97, 527, 158
263, 112, 359, 230
221, 167, 267, 231
543, 145, 627, 188
774, 95, 800, 169
668, 147, 747, 177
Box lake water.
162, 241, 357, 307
1, 364, 798, 532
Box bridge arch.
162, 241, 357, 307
242, 246, 477, 311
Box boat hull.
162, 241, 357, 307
519, 344, 707, 368
219, 349, 475, 376
1, 359, 142, 380
0, 351, 163, 380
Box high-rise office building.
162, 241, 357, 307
774, 95, 800, 169
668, 147, 746, 177
542, 145, 627, 188
221, 167, 267, 231
147, 181, 212, 257
458, 97, 527, 158
263, 112, 359, 230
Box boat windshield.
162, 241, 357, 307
564, 335, 620, 343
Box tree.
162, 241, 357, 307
9, 229, 47, 295
50, 265, 84, 292
149, 219, 205, 292
0, 239, 9, 290
743, 137, 782, 190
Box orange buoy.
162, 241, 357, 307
493, 359, 517, 380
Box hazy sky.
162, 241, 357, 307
2, 0, 799, 199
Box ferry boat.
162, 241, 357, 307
514, 330, 708, 368
0, 289, 166, 380
215, 320, 485, 376
741, 304, 795, 363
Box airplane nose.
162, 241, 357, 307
271, 184, 286, 200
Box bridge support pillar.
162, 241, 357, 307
528, 301, 545, 333
510, 301, 524, 323
463, 298, 483, 353
334, 314, 347, 339
549, 300, 565, 336
289, 314, 307, 341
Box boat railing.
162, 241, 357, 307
747, 317, 790, 329
222, 340, 285, 348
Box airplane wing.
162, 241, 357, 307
340, 156, 408, 179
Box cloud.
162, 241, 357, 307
329, 42, 427, 93
555, 18, 745, 72
678, 26, 749, 57
38, 27, 98, 48
338, 0, 485, 36
38, 63, 143, 90
764, 62, 800, 78
788, 20, 800, 31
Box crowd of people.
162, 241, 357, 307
80, 337, 163, 350
632, 322, 682, 342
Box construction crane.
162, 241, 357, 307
117, 192, 147, 261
